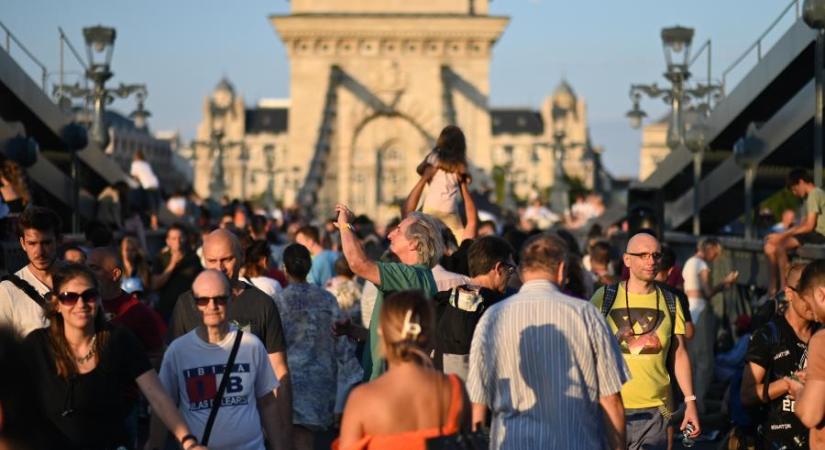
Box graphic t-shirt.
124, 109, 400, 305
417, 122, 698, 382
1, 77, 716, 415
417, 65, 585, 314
745, 315, 816, 447
159, 327, 278, 450
365, 262, 437, 381
805, 187, 825, 236
591, 284, 686, 409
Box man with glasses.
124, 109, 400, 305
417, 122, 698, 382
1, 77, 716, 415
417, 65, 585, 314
591, 232, 700, 450
433, 236, 515, 380
683, 237, 738, 414
742, 262, 818, 449
150, 269, 280, 450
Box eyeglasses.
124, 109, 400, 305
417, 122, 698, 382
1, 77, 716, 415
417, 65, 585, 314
626, 251, 663, 262
500, 262, 517, 275
194, 295, 229, 307
57, 288, 100, 306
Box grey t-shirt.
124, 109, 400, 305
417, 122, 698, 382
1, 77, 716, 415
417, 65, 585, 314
805, 187, 825, 236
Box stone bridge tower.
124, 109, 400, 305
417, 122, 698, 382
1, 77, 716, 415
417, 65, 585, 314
271, 0, 508, 223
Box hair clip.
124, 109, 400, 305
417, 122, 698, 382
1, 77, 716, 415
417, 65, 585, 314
400, 309, 422, 341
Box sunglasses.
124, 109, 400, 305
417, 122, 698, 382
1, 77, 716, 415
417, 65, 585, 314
500, 262, 517, 275
626, 251, 663, 261
57, 288, 100, 306
194, 295, 230, 307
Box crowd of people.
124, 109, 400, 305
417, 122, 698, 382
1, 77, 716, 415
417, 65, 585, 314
0, 126, 824, 450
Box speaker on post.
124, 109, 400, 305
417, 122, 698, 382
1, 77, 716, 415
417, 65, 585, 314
627, 187, 664, 238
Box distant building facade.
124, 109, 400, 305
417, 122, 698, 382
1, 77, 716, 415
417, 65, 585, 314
189, 0, 611, 222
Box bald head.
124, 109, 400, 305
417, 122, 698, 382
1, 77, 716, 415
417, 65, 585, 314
192, 269, 231, 299
626, 233, 659, 254
202, 229, 243, 281
623, 232, 660, 284
87, 246, 124, 298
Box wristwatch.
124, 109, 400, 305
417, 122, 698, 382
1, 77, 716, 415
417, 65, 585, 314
180, 434, 198, 449
684, 395, 697, 402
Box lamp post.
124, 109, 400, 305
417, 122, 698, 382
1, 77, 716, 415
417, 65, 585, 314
54, 26, 147, 150
627, 25, 723, 236
804, 0, 825, 187
550, 105, 570, 214
733, 123, 765, 239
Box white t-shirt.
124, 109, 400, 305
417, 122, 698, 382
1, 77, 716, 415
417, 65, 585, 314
682, 255, 709, 297
129, 159, 159, 189
431, 264, 472, 292
0, 265, 50, 337
159, 327, 279, 450
422, 152, 461, 215
243, 276, 282, 300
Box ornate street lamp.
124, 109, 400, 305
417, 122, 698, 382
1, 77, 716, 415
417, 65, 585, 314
627, 25, 724, 235
54, 25, 148, 150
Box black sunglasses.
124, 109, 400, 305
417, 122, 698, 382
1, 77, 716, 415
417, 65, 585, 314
500, 262, 517, 275
57, 288, 100, 306
194, 295, 230, 307
625, 251, 663, 261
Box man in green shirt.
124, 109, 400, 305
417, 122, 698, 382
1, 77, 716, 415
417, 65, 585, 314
765, 168, 825, 295
334, 204, 441, 380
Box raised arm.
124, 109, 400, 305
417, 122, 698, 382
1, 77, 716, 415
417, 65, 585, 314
403, 165, 437, 218
459, 177, 478, 241
335, 204, 380, 285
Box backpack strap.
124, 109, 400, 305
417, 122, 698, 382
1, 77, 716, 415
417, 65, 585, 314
654, 281, 677, 327
601, 283, 619, 317
1, 274, 47, 309
765, 320, 779, 346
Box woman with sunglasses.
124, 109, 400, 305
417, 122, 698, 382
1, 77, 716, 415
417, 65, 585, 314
23, 263, 205, 450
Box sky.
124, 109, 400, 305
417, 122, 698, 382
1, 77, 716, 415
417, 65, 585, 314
3, 0, 798, 178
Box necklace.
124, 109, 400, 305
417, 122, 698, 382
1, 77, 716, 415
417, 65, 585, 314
624, 281, 659, 336
75, 335, 97, 365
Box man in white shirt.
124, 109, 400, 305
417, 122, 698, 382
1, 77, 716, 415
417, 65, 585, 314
129, 149, 161, 229
681, 237, 738, 413
0, 206, 61, 337
152, 269, 280, 450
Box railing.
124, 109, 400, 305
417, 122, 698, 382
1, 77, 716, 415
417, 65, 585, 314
0, 21, 49, 91
721, 0, 801, 91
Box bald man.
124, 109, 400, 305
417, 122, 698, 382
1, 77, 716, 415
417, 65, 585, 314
590, 233, 700, 450
151, 270, 280, 450
168, 229, 292, 450
87, 247, 166, 365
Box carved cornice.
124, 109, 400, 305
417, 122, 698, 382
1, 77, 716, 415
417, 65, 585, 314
272, 15, 508, 58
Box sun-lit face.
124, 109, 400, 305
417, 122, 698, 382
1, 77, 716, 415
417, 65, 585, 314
623, 235, 660, 283
789, 181, 807, 198
193, 276, 230, 328
806, 286, 825, 323
166, 228, 186, 253
203, 236, 240, 281
55, 275, 99, 331
20, 228, 57, 271
388, 217, 416, 260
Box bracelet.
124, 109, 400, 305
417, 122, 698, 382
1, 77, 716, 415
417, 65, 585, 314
179, 434, 198, 449
684, 395, 697, 402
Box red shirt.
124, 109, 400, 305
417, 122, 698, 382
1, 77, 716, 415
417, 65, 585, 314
102, 292, 166, 352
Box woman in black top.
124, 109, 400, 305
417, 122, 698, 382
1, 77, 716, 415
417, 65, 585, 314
23, 263, 206, 450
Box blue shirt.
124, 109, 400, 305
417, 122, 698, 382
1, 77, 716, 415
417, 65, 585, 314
308, 250, 340, 287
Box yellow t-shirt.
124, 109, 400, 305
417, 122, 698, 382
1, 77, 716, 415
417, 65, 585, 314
591, 284, 685, 409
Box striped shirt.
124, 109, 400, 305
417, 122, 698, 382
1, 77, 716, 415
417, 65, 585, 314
467, 280, 630, 450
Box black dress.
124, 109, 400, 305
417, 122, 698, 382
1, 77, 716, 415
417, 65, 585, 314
23, 324, 152, 450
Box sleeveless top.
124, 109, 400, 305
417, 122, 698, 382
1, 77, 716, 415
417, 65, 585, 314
333, 373, 464, 450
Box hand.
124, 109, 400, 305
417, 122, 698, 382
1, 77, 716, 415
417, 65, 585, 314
723, 271, 739, 287
332, 318, 351, 337
421, 164, 438, 182
785, 375, 804, 400
168, 250, 184, 269
680, 401, 701, 438
335, 204, 354, 228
